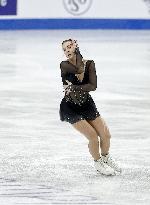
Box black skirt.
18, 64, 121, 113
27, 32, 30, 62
59, 94, 100, 124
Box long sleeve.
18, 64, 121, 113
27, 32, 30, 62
60, 65, 68, 85
60, 60, 97, 91
70, 60, 97, 92
60, 56, 98, 106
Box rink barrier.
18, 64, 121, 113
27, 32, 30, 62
0, 18, 150, 29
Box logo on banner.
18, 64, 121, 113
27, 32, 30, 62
63, 0, 93, 16
0, 0, 17, 15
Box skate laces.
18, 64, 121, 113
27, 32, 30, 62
97, 157, 109, 168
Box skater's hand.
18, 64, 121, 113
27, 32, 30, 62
63, 80, 72, 90
63, 80, 73, 95
71, 39, 79, 53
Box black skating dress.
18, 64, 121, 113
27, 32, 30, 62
59, 50, 100, 124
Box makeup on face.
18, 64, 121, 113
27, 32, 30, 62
63, 41, 75, 59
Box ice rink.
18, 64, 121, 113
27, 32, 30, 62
0, 30, 150, 205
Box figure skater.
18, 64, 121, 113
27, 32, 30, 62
59, 39, 121, 175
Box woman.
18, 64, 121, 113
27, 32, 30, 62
59, 39, 121, 175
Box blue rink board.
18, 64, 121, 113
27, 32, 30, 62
0, 18, 150, 29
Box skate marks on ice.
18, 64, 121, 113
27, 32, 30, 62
0, 154, 150, 205
0, 153, 112, 205
0, 178, 111, 205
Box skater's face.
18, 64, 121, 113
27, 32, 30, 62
62, 40, 75, 60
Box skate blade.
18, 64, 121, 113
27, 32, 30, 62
114, 170, 122, 175
96, 170, 116, 176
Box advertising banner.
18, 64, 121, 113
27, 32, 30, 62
0, 0, 150, 29
0, 0, 150, 19
0, 0, 17, 15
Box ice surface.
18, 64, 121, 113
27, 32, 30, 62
0, 30, 150, 205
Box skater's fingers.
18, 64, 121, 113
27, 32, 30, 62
65, 88, 71, 95
65, 80, 72, 85
63, 85, 69, 90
